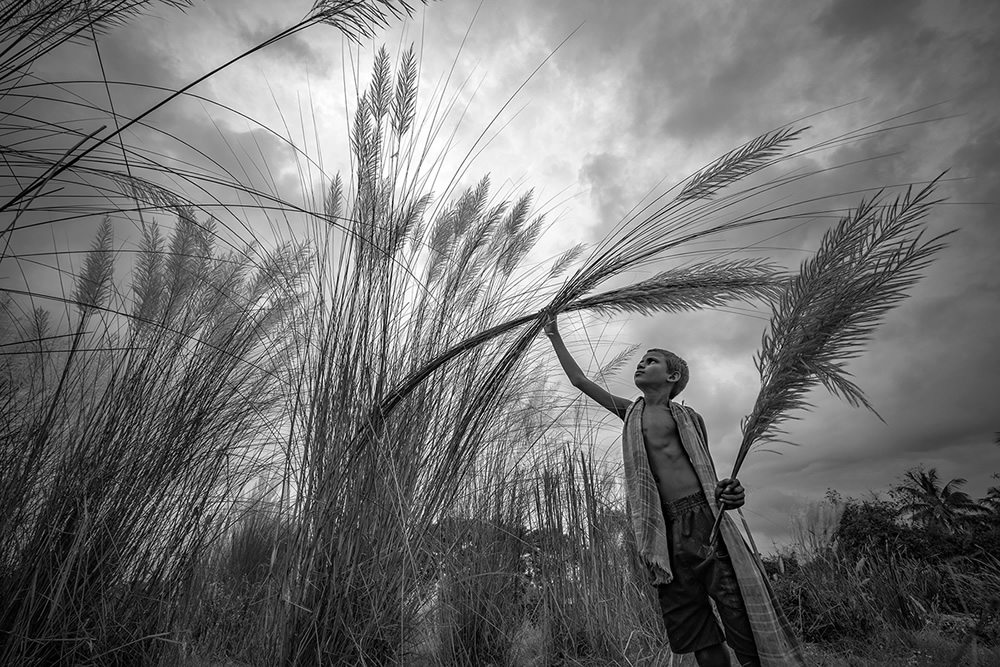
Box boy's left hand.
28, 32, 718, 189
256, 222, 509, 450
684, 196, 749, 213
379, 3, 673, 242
715, 478, 745, 510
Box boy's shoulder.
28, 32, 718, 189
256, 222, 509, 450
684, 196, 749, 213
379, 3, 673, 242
672, 402, 709, 441
671, 400, 702, 417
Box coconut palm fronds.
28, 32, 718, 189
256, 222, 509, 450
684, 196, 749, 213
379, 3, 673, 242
735, 178, 951, 476
566, 259, 784, 318
677, 126, 807, 203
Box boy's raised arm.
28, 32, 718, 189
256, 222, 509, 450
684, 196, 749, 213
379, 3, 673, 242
543, 315, 633, 420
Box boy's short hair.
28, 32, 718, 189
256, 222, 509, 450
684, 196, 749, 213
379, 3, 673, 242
647, 348, 689, 399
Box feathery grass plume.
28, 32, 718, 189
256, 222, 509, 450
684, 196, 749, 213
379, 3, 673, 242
309, 0, 422, 41
391, 45, 418, 137
102, 167, 188, 210
677, 126, 806, 202
709, 179, 951, 543
24, 215, 116, 461
569, 258, 784, 317
592, 343, 641, 385
131, 220, 164, 327
547, 242, 586, 280
1, 1, 195, 39
0, 0, 194, 85
369, 45, 393, 122
71, 215, 115, 316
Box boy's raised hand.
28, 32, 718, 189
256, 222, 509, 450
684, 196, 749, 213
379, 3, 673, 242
542, 312, 558, 337
715, 478, 745, 510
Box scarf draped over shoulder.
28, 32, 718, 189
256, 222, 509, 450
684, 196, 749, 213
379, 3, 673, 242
622, 397, 807, 666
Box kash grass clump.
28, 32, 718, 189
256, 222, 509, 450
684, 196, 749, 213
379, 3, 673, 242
519, 449, 665, 665
415, 434, 669, 667
185, 495, 295, 664
434, 473, 528, 665
264, 47, 576, 664
1, 3, 434, 664
0, 208, 310, 665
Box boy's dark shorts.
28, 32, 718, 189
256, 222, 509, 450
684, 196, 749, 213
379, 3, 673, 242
655, 492, 759, 659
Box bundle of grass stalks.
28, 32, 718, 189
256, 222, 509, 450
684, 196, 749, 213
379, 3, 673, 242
710, 180, 952, 542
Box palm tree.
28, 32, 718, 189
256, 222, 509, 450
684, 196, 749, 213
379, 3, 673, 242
981, 473, 1000, 513
979, 435, 1000, 513
893, 467, 986, 533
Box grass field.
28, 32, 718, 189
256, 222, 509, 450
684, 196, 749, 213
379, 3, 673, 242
2, 2, 997, 665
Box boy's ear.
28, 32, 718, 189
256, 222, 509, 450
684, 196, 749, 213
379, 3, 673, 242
666, 370, 681, 383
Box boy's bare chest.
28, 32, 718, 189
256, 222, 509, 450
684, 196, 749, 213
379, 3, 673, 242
641, 407, 683, 453
640, 405, 700, 498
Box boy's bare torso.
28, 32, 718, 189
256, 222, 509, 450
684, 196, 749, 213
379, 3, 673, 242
640, 403, 703, 502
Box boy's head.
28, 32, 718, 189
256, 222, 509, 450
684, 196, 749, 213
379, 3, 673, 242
633, 348, 689, 399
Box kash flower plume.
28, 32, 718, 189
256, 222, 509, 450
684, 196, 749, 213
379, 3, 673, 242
710, 179, 952, 543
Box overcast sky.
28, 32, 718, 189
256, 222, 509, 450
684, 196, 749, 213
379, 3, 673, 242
15, 0, 1000, 549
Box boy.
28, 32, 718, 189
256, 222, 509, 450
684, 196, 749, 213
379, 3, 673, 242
543, 315, 804, 667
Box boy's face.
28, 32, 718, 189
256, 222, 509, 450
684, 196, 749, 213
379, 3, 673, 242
633, 351, 680, 390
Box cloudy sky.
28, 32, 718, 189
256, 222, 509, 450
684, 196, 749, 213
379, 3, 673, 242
14, 0, 1000, 549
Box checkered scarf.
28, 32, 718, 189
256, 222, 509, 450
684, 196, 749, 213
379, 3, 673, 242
622, 398, 807, 666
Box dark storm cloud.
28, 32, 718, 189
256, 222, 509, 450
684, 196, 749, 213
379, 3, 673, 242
817, 0, 918, 40
631, 2, 821, 140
